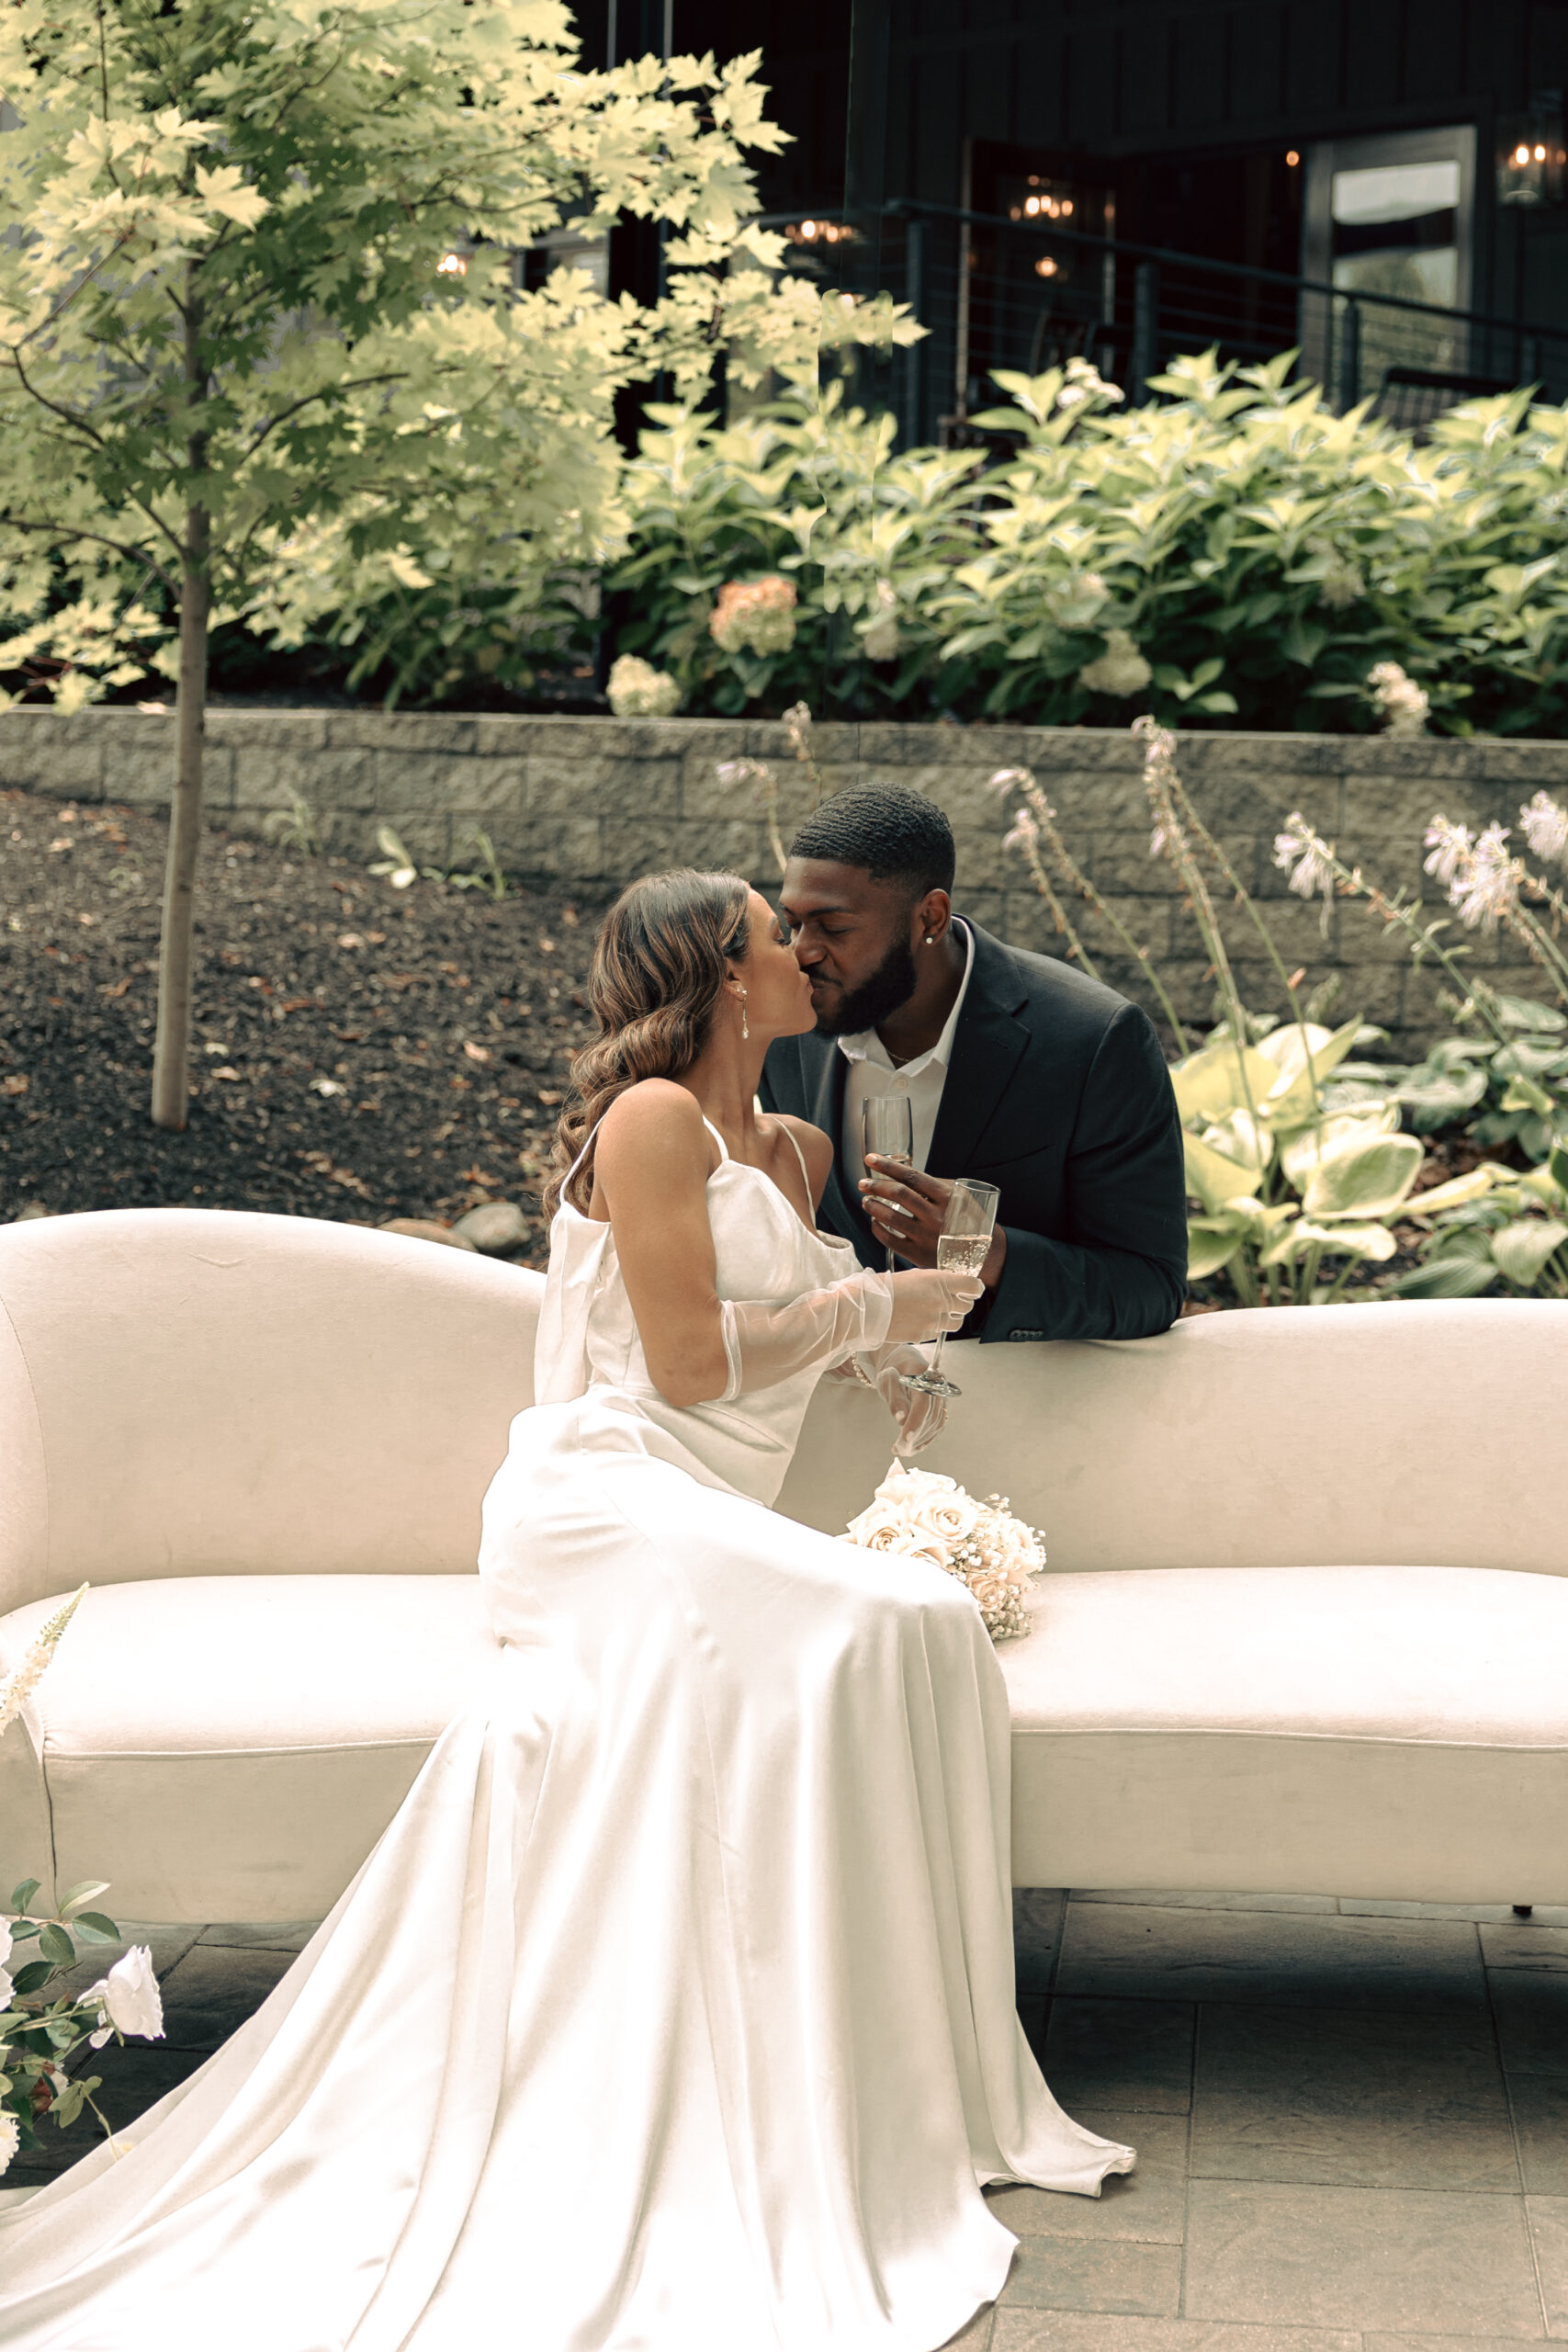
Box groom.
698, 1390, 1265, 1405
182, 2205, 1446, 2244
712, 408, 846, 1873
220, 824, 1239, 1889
759, 783, 1188, 1342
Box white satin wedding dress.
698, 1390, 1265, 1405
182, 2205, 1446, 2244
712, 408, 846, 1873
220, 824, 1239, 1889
0, 1121, 1132, 2352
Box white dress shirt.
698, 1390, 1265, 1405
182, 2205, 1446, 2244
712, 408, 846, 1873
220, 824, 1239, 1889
839, 922, 975, 1191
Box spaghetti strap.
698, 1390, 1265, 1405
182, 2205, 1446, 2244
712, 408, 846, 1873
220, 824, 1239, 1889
701, 1117, 730, 1163
562, 1119, 602, 1187
778, 1120, 813, 1195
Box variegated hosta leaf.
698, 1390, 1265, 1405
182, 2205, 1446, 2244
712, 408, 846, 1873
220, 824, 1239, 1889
1277, 1103, 1401, 1193
1490, 1217, 1568, 1286
1404, 1163, 1506, 1216
1256, 1017, 1366, 1127
1170, 1041, 1279, 1126
1519, 1163, 1568, 1209
1200, 1107, 1272, 1173
1185, 1219, 1246, 1280
1300, 1132, 1424, 1220
1259, 1218, 1399, 1268
1182, 1128, 1266, 1215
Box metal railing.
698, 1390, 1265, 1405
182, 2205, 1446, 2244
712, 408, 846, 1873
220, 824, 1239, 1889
758, 202, 1568, 445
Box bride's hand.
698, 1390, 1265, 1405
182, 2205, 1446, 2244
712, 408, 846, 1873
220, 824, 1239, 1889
884, 1266, 984, 1345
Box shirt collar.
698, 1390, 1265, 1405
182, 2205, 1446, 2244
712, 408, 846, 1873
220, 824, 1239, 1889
835, 920, 975, 1078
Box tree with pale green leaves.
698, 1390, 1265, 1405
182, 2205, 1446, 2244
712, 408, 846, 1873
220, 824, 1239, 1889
0, 0, 915, 1126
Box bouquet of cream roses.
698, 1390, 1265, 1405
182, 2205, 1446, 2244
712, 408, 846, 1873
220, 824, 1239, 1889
844, 1464, 1045, 1642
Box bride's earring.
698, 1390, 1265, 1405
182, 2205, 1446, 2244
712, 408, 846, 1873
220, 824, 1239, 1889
737, 985, 750, 1041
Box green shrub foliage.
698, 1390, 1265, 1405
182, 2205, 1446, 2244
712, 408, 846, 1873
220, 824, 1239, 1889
601, 353, 1568, 734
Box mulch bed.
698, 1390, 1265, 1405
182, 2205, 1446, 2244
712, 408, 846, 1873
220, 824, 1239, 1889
1, 789, 604, 1265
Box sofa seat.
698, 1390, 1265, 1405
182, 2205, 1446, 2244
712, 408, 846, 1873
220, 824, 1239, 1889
0, 1577, 497, 1922
14, 1555, 1568, 1924
1001, 1564, 1568, 1904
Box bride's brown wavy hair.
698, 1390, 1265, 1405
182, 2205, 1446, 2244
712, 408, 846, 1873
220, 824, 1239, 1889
545, 869, 751, 1216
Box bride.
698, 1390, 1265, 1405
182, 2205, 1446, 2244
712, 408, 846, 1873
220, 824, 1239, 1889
0, 868, 1133, 2351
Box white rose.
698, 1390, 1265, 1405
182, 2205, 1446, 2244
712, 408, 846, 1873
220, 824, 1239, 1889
0, 2109, 17, 2176
905, 1489, 983, 1548
98, 1947, 164, 2041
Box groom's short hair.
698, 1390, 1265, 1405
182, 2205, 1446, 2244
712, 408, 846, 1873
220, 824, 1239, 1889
787, 784, 955, 899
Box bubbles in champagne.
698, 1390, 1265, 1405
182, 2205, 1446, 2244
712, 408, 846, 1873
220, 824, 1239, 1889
936, 1236, 989, 1274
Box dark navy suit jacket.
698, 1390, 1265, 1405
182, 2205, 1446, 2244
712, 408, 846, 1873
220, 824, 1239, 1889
759, 920, 1188, 1343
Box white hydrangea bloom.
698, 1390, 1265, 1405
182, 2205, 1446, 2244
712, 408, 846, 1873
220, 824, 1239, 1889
0, 2109, 17, 2177
1367, 660, 1429, 737
606, 655, 680, 719
1079, 628, 1152, 697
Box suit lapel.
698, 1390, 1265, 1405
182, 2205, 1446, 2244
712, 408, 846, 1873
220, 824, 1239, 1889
926, 922, 1032, 1176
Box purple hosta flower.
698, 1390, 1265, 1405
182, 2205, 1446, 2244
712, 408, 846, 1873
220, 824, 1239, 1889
1002, 808, 1040, 857
781, 700, 814, 758
1273, 816, 1334, 903
1453, 823, 1519, 933
1423, 817, 1475, 889
1521, 790, 1568, 868
714, 757, 773, 794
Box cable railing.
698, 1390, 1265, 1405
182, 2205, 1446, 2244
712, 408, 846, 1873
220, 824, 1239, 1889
758, 202, 1568, 446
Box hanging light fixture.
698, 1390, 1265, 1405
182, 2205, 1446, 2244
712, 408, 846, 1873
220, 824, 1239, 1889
1497, 96, 1565, 206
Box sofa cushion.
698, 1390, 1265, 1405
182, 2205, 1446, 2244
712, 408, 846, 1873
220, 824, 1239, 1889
0, 1577, 498, 1923
1001, 1565, 1568, 1903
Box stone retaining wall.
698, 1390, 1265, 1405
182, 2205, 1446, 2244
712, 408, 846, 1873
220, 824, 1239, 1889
6, 706, 1567, 1047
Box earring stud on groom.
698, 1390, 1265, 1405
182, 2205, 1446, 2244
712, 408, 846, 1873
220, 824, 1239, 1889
760, 783, 1189, 1343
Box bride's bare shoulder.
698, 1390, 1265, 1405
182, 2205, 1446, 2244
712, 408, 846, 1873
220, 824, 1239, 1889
596, 1080, 708, 1164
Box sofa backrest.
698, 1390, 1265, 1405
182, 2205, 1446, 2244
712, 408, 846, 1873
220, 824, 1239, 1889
0, 1209, 542, 1611
775, 1298, 1568, 1577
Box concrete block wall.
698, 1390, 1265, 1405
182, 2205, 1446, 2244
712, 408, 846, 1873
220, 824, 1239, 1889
6, 706, 1566, 1049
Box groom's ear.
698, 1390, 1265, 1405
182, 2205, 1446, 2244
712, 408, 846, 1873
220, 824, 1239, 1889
912, 888, 953, 945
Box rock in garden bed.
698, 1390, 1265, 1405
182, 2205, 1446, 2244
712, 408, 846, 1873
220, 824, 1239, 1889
0, 789, 604, 1264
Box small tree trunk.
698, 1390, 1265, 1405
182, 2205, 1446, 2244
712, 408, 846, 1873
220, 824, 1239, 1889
150, 525, 210, 1132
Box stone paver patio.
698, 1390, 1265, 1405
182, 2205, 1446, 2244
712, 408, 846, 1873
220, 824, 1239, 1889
8, 1889, 1568, 2346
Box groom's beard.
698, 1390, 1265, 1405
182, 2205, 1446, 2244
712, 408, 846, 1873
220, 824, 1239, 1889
812, 936, 918, 1037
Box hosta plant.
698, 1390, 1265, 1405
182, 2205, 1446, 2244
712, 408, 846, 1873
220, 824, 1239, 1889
1176, 1023, 1425, 1305
1388, 1147, 1568, 1298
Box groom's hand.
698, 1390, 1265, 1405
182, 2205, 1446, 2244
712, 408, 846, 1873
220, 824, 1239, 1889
862, 1157, 1009, 1291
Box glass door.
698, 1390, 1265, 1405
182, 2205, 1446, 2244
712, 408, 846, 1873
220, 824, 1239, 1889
1301, 125, 1476, 404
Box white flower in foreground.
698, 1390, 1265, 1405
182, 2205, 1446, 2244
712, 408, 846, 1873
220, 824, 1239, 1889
1273, 816, 1335, 904
95, 1948, 164, 2041
0, 1585, 87, 1739
606, 654, 681, 719
0, 2109, 17, 2177
1079, 628, 1152, 698
1521, 790, 1568, 868
1423, 816, 1474, 888
1367, 660, 1429, 737
1453, 823, 1519, 933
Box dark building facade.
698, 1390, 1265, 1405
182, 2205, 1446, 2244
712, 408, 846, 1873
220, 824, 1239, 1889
581, 2, 1568, 433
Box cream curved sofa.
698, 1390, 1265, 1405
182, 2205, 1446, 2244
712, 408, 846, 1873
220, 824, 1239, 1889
2, 1208, 1565, 1922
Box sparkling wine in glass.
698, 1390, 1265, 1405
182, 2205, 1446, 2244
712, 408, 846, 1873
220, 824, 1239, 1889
862, 1092, 915, 1272
900, 1179, 999, 1401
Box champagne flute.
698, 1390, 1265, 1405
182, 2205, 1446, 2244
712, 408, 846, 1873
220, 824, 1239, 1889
899, 1178, 999, 1400
862, 1091, 915, 1273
